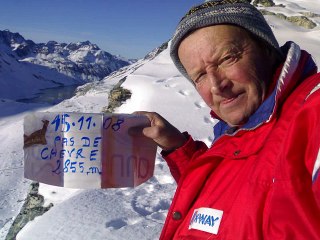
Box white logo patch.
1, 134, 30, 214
189, 207, 223, 234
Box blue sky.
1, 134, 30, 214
0, 0, 204, 59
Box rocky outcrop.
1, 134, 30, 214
260, 10, 317, 29
252, 0, 318, 30
143, 41, 168, 60
252, 0, 275, 7
5, 182, 53, 240
102, 77, 132, 113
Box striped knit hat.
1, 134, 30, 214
170, 0, 281, 83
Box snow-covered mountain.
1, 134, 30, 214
0, 30, 132, 100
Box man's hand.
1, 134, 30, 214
130, 111, 187, 152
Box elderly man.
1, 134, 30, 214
136, 0, 320, 239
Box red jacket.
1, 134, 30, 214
160, 42, 320, 239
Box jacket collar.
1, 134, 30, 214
213, 41, 317, 140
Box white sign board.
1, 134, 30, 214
24, 112, 157, 188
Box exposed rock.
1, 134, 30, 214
299, 11, 320, 18
252, 0, 275, 7
260, 10, 317, 29
287, 15, 317, 29
143, 41, 168, 60
5, 182, 53, 240
102, 77, 132, 113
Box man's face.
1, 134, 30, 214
178, 25, 274, 127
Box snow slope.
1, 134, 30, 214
0, 1, 319, 239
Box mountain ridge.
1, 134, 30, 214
0, 29, 133, 100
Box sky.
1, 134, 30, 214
0, 0, 204, 59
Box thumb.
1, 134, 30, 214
128, 126, 146, 138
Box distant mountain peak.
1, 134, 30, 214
0, 30, 34, 48
65, 41, 100, 51
0, 29, 133, 100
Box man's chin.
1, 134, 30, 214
225, 115, 248, 128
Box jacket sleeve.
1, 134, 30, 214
288, 83, 320, 208
313, 149, 320, 208
306, 86, 320, 208
161, 132, 208, 183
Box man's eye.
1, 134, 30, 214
219, 54, 239, 66
194, 73, 206, 85
222, 55, 236, 63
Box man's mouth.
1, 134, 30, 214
221, 97, 236, 104
220, 93, 244, 106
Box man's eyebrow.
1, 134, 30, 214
214, 43, 243, 57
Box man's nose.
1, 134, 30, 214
207, 71, 229, 94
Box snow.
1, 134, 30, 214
273, 0, 320, 14
0, 1, 320, 239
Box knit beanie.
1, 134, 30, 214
170, 0, 281, 83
